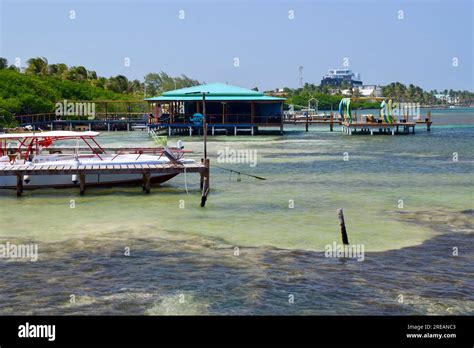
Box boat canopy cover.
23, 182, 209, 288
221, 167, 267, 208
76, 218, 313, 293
0, 131, 100, 139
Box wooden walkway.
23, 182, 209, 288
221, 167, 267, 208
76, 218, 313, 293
341, 122, 417, 135
0, 160, 210, 206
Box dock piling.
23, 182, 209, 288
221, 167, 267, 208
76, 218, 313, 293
337, 208, 350, 245
143, 172, 151, 194
79, 173, 86, 195
200, 159, 210, 207
329, 113, 334, 131
16, 174, 23, 197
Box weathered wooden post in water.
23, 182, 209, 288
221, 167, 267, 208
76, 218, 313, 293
330, 112, 334, 131
200, 158, 210, 207
143, 172, 151, 194
337, 208, 350, 245
16, 174, 23, 197
79, 173, 86, 195
305, 112, 309, 132
426, 110, 431, 132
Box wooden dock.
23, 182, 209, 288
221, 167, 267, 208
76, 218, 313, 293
341, 122, 416, 135
0, 160, 211, 206
283, 109, 433, 134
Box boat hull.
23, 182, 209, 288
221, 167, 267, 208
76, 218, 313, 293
0, 172, 179, 189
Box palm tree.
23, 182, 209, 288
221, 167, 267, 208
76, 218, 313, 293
48, 63, 68, 77
0, 57, 7, 69
25, 57, 48, 75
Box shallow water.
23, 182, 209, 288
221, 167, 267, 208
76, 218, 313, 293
0, 108, 472, 315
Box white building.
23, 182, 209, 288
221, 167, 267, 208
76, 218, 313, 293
434, 94, 459, 104
340, 85, 383, 97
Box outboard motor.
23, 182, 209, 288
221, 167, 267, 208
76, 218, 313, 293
176, 140, 184, 150
72, 174, 78, 185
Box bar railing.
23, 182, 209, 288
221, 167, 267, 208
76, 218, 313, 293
159, 113, 282, 125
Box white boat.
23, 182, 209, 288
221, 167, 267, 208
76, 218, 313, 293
0, 131, 194, 189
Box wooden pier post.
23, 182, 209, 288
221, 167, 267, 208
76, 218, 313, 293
426, 111, 431, 132
329, 112, 334, 131
79, 173, 86, 195
16, 174, 23, 197
200, 158, 204, 190
305, 113, 309, 132
337, 208, 350, 245
200, 159, 210, 207
143, 172, 151, 194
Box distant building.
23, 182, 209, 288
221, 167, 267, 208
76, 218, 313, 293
341, 85, 383, 97
321, 69, 363, 87
434, 94, 459, 105
266, 88, 287, 97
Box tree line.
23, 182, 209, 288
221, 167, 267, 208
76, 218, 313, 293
0, 57, 201, 127
0, 57, 199, 96
280, 82, 474, 111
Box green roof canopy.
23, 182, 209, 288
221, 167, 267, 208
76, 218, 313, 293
145, 82, 285, 101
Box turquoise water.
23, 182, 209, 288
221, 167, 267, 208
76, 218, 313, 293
0, 108, 472, 315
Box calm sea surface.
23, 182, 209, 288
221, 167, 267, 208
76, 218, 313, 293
0, 108, 472, 315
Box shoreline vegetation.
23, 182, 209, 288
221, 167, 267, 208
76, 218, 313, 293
1, 57, 473, 128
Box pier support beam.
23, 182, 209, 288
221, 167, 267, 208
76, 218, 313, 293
200, 159, 210, 207
16, 174, 23, 197
330, 113, 334, 131
143, 172, 151, 194
79, 173, 86, 195
107, 123, 111, 132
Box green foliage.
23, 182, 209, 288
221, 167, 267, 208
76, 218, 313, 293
382, 82, 474, 105
0, 58, 8, 70
0, 69, 138, 127
144, 71, 199, 97
282, 81, 474, 110
0, 56, 202, 127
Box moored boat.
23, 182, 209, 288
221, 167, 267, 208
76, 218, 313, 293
0, 131, 193, 189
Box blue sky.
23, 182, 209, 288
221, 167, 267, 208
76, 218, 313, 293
0, 0, 472, 91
